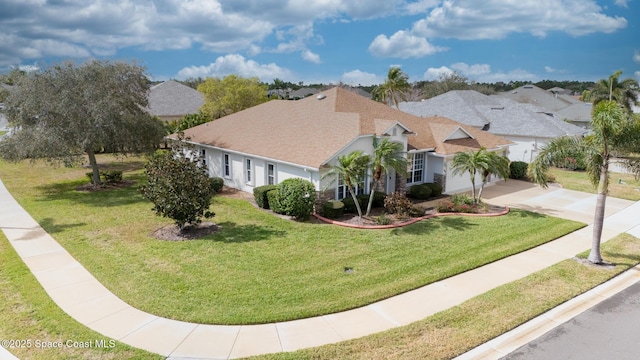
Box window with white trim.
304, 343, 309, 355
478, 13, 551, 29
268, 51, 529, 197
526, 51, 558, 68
223, 154, 231, 178
245, 158, 253, 184
336, 172, 366, 199
267, 163, 276, 185
407, 152, 425, 184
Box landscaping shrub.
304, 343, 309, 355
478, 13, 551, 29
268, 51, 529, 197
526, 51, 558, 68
341, 192, 386, 213
322, 200, 345, 219
266, 189, 283, 214
371, 191, 387, 207
275, 178, 316, 220
424, 182, 443, 197
509, 161, 528, 179
102, 170, 123, 183
375, 213, 392, 225
210, 177, 224, 193
384, 192, 420, 217
437, 193, 479, 213
408, 184, 432, 200
253, 185, 277, 209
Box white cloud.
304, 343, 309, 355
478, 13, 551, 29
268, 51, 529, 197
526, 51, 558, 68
451, 63, 491, 76
615, 0, 630, 7
636, 71, 640, 81
411, 0, 628, 40
301, 50, 321, 64
545, 66, 558, 73
175, 54, 293, 82
423, 66, 454, 80
341, 70, 383, 86
404, 0, 440, 15
369, 30, 447, 58
634, 51, 640, 64
423, 63, 537, 83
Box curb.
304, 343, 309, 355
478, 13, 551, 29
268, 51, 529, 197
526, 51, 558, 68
313, 206, 510, 229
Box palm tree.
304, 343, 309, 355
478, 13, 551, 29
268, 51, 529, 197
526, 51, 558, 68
365, 138, 407, 216
372, 67, 411, 108
583, 70, 639, 115
477, 151, 510, 201
451, 148, 509, 204
529, 100, 634, 264
322, 150, 371, 218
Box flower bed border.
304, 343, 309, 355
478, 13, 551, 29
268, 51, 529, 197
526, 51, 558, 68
313, 206, 510, 229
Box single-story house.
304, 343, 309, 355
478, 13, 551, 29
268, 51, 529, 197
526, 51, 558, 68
147, 80, 205, 122
398, 90, 587, 163
175, 87, 513, 199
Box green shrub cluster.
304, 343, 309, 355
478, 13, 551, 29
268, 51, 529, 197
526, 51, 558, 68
408, 184, 432, 200
342, 192, 385, 214
267, 178, 316, 220
210, 177, 224, 193
509, 161, 528, 179
322, 200, 345, 219
85, 170, 123, 184
407, 182, 443, 200
253, 185, 277, 209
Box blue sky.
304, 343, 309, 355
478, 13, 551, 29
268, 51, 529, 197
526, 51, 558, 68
1, 0, 639, 85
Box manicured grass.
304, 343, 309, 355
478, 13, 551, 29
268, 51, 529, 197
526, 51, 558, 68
0, 156, 585, 324
0, 231, 162, 360
549, 167, 640, 201
251, 233, 640, 360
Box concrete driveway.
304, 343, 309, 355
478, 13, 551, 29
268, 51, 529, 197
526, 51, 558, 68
481, 180, 634, 224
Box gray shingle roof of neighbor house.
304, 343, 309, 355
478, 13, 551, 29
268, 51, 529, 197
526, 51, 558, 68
147, 80, 204, 118
289, 87, 320, 99
398, 90, 587, 139
497, 84, 575, 112
174, 87, 512, 169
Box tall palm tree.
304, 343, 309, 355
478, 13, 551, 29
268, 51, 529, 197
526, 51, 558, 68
365, 137, 407, 216
322, 150, 371, 218
372, 67, 411, 108
583, 70, 639, 115
451, 148, 509, 204
529, 100, 633, 264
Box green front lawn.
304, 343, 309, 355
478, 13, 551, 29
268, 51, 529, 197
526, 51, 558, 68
0, 156, 585, 324
549, 167, 640, 201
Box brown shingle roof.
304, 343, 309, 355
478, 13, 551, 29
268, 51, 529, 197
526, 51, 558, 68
178, 87, 512, 168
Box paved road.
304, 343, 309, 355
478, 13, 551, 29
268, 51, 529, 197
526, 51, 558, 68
502, 280, 640, 360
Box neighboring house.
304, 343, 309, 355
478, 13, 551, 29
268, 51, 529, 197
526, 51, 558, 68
289, 87, 320, 99
147, 80, 205, 122
398, 90, 587, 163
175, 87, 512, 198
497, 84, 592, 128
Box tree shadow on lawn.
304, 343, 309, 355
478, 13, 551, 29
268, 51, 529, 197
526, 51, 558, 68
10, 218, 86, 240
35, 178, 147, 208
212, 222, 287, 243
390, 216, 477, 236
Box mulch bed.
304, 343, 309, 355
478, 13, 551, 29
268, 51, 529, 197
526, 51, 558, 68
75, 180, 136, 191
151, 222, 220, 241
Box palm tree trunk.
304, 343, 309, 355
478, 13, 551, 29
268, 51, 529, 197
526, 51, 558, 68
365, 170, 382, 216
470, 178, 477, 203
350, 187, 363, 218
588, 162, 609, 264
477, 178, 486, 203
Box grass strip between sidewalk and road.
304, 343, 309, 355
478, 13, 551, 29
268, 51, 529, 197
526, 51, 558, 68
250, 233, 640, 360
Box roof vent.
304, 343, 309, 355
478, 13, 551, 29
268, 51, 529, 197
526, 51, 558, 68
316, 94, 326, 100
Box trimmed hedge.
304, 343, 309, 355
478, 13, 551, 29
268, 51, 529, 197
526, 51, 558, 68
509, 161, 528, 179
210, 177, 224, 193
408, 184, 432, 200
266, 189, 283, 214
424, 182, 443, 197
253, 185, 277, 209
322, 200, 345, 219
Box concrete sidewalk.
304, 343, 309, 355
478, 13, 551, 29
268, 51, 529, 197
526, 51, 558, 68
1, 179, 640, 359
